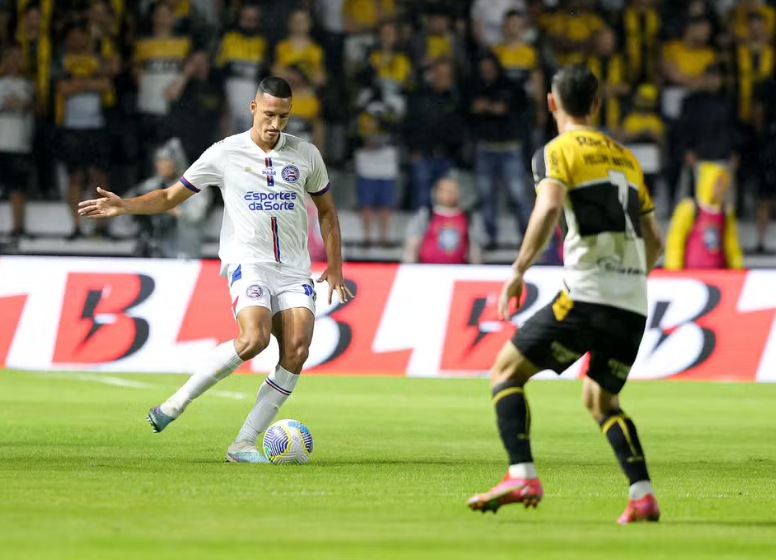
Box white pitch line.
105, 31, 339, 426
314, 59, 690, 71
211, 390, 249, 400
29, 371, 249, 400
31, 371, 154, 389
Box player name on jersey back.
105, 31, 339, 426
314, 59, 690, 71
532, 128, 656, 316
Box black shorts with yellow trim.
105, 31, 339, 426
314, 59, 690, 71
511, 291, 647, 394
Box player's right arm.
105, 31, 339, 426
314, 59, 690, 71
78, 182, 195, 219
80, 141, 224, 219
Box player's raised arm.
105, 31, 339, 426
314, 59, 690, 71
78, 181, 195, 219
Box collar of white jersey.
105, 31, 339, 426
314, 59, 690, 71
244, 129, 286, 155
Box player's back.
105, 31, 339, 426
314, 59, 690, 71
532, 127, 655, 316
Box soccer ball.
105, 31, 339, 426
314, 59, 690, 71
263, 419, 314, 464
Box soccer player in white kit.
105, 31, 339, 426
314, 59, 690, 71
79, 77, 353, 462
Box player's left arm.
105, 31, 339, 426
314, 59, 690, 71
498, 147, 568, 318
312, 190, 354, 305
513, 181, 566, 276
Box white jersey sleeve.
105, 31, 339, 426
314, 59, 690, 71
305, 145, 330, 196
180, 141, 224, 193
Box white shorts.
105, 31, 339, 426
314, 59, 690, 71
227, 263, 316, 318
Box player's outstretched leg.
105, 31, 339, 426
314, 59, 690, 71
468, 342, 544, 513
147, 307, 272, 433
582, 377, 659, 524
226, 307, 313, 463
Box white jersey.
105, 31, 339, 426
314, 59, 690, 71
180, 131, 330, 277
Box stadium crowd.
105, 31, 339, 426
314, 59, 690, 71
1, 0, 776, 259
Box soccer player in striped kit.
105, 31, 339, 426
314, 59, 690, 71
79, 76, 353, 462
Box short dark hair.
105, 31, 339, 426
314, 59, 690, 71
504, 9, 525, 19
257, 76, 293, 99
551, 65, 599, 117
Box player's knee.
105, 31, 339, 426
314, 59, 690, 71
236, 331, 270, 360
281, 337, 310, 370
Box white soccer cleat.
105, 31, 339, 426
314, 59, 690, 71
225, 441, 270, 463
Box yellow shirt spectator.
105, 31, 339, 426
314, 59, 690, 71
546, 11, 605, 66
493, 42, 537, 84
661, 40, 716, 79
368, 50, 411, 86
622, 4, 660, 83
731, 4, 776, 41
275, 39, 325, 85
343, 0, 395, 31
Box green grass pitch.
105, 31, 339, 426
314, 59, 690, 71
1, 370, 775, 560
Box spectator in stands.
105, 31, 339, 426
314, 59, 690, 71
164, 50, 226, 163
408, 5, 467, 85
216, 4, 267, 134
360, 19, 412, 97
621, 0, 661, 85
129, 137, 212, 259
273, 8, 326, 87
467, 53, 531, 250
679, 63, 738, 192
661, 15, 717, 205
282, 64, 324, 149
0, 44, 34, 239
733, 12, 774, 209
469, 0, 526, 48
729, 0, 775, 43
621, 84, 664, 196
216, 2, 267, 133
404, 57, 463, 210
342, 0, 395, 73
588, 27, 629, 135
134, 2, 191, 163
753, 75, 776, 253
665, 162, 742, 269
55, 20, 113, 240
88, 0, 119, 67
403, 176, 483, 265
17, 1, 53, 196
354, 84, 402, 247
492, 9, 546, 132
545, 0, 605, 67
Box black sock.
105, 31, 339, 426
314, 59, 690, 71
599, 408, 650, 485
492, 380, 532, 465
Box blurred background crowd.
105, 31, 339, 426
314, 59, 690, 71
1, 0, 776, 266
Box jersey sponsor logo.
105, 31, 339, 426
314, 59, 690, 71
262, 169, 276, 176
281, 164, 300, 183
243, 190, 297, 211
596, 256, 646, 276
246, 284, 264, 299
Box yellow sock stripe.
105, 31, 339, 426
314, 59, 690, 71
492, 387, 523, 405
525, 398, 531, 436
600, 413, 626, 435
616, 416, 640, 458
601, 414, 641, 459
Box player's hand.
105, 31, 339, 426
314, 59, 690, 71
317, 266, 354, 305
497, 272, 524, 321
78, 187, 126, 219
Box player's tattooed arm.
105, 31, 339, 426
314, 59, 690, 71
312, 190, 355, 305
78, 182, 195, 218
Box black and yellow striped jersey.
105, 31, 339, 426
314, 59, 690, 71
216, 31, 267, 80
532, 127, 654, 315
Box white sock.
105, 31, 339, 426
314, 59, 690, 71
629, 480, 654, 500
160, 340, 244, 417
508, 462, 537, 480
234, 364, 299, 444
